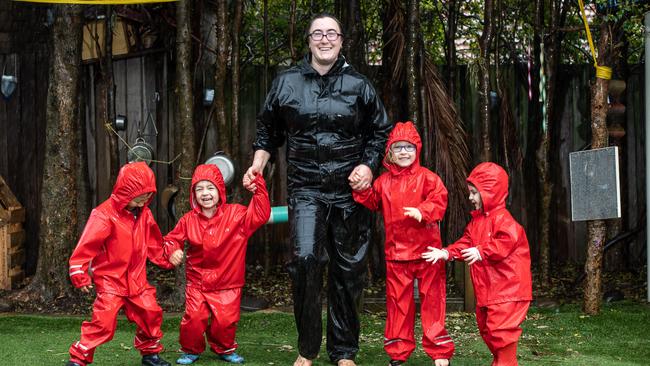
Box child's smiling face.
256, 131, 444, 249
194, 180, 219, 210
390, 140, 416, 168
468, 183, 483, 210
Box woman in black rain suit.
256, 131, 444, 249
243, 13, 391, 366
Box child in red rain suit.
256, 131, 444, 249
163, 164, 270, 365
66, 162, 174, 366
353, 121, 454, 366
423, 162, 532, 366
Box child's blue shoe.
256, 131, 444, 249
218, 352, 244, 364
176, 353, 200, 365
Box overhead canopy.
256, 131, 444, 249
15, 0, 176, 4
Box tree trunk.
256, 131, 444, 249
103, 6, 119, 183
380, 0, 406, 122
230, 0, 243, 203
478, 0, 494, 162
583, 21, 611, 315
444, 0, 460, 99
341, 0, 365, 71
405, 0, 420, 127
288, 0, 298, 63
23, 5, 83, 303
173, 0, 196, 305
213, 0, 230, 155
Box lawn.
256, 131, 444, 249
1, 302, 649, 365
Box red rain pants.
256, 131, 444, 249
476, 300, 530, 366
179, 286, 241, 355
68, 288, 164, 365
384, 260, 454, 362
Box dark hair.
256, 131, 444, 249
306, 12, 343, 38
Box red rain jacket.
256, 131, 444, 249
164, 164, 270, 291
353, 121, 448, 261
68, 162, 173, 296
446, 162, 532, 307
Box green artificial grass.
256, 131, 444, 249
1, 302, 649, 365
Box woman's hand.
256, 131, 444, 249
243, 150, 271, 192
348, 164, 373, 191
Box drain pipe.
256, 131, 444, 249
267, 206, 288, 224
643, 12, 650, 302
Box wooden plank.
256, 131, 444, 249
8, 229, 24, 248
0, 174, 22, 208
4, 54, 21, 189
25, 49, 48, 274
160, 54, 172, 232
114, 59, 128, 165
0, 55, 7, 177
143, 55, 160, 220
126, 56, 143, 161
9, 247, 24, 268
84, 64, 98, 206
0, 225, 8, 289
9, 266, 24, 289
94, 65, 112, 201
4, 223, 20, 233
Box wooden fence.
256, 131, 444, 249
0, 47, 646, 276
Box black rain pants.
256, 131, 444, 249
286, 194, 371, 363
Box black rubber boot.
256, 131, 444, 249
142, 354, 171, 366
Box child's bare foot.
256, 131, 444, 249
294, 355, 312, 366
434, 359, 449, 366
338, 359, 357, 366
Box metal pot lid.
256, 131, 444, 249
205, 153, 235, 186
128, 138, 154, 164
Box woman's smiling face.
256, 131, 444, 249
308, 16, 342, 69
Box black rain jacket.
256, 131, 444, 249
253, 55, 392, 200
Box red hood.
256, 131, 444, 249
382, 121, 422, 174
467, 162, 508, 213
190, 164, 227, 213
110, 162, 156, 210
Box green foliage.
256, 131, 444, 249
236, 0, 649, 67
2, 302, 650, 365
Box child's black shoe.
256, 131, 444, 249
142, 354, 171, 366
65, 361, 82, 366
389, 360, 403, 366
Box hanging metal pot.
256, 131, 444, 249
1, 75, 17, 100
127, 137, 154, 165
205, 152, 235, 186
114, 115, 127, 131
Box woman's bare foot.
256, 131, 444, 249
294, 355, 312, 366
434, 359, 449, 366
338, 359, 357, 366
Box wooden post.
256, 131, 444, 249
0, 175, 25, 289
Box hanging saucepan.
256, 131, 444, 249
127, 137, 154, 165
1, 75, 17, 100
114, 115, 127, 131
205, 152, 235, 186
1, 57, 18, 100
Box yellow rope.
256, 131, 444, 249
104, 123, 182, 166
577, 0, 612, 80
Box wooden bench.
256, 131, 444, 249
0, 175, 25, 289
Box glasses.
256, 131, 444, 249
309, 30, 342, 41
391, 144, 416, 153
